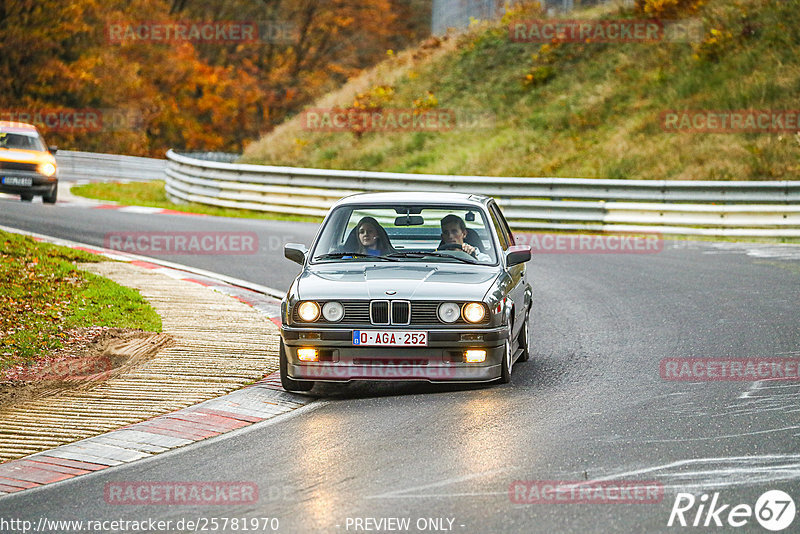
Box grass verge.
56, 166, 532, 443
70, 181, 323, 223
243, 0, 800, 180
0, 230, 162, 371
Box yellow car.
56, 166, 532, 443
0, 121, 58, 203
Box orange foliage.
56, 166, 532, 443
635, 0, 706, 18
0, 0, 426, 156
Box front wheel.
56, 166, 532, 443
499, 325, 513, 383
517, 313, 530, 363
42, 186, 57, 204
280, 339, 314, 392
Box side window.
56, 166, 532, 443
488, 203, 511, 251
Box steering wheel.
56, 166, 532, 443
439, 243, 464, 251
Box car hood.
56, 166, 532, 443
0, 148, 55, 165
298, 263, 499, 301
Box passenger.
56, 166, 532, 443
440, 214, 491, 261
354, 216, 393, 256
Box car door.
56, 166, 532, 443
488, 201, 527, 339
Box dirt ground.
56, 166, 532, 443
0, 327, 173, 409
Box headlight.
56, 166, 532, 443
296, 301, 320, 322
438, 302, 460, 323
462, 302, 486, 323
38, 163, 56, 177
322, 301, 344, 322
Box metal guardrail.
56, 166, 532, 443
165, 150, 800, 237
56, 150, 165, 182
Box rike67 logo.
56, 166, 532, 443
668, 490, 795, 531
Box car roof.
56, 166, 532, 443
334, 192, 491, 207
0, 121, 41, 136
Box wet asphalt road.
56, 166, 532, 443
1, 195, 799, 533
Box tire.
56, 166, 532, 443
20, 194, 33, 202
42, 186, 57, 204
499, 324, 513, 383
518, 312, 530, 363
280, 339, 314, 392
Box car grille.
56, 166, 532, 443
293, 300, 489, 325
392, 301, 410, 325
370, 300, 390, 325
342, 301, 370, 322
0, 161, 38, 172
367, 300, 411, 325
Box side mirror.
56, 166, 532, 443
48, 146, 58, 154
284, 243, 308, 265
505, 245, 531, 267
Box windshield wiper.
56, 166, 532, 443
314, 252, 398, 262
387, 251, 478, 264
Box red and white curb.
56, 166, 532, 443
87, 204, 207, 217
4, 181, 210, 217
0, 373, 311, 496
0, 226, 302, 497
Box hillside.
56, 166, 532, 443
242, 0, 800, 181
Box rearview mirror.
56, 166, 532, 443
284, 243, 308, 265
394, 215, 424, 226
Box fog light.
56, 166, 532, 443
297, 348, 319, 362
465, 350, 486, 363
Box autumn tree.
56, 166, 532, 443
0, 0, 432, 156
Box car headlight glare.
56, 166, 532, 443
297, 348, 319, 362
297, 301, 320, 322
438, 302, 460, 323
38, 163, 56, 177
322, 301, 344, 322
465, 349, 487, 363
462, 302, 486, 323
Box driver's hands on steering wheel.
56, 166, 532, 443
460, 243, 477, 256
440, 242, 477, 256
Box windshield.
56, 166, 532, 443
0, 132, 46, 151
311, 204, 497, 265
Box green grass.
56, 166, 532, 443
0, 231, 162, 371
71, 181, 324, 223
243, 0, 800, 181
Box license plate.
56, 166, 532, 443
353, 330, 428, 346
2, 176, 32, 187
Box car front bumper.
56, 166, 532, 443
0, 170, 57, 195
281, 325, 508, 383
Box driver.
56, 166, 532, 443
440, 214, 490, 261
